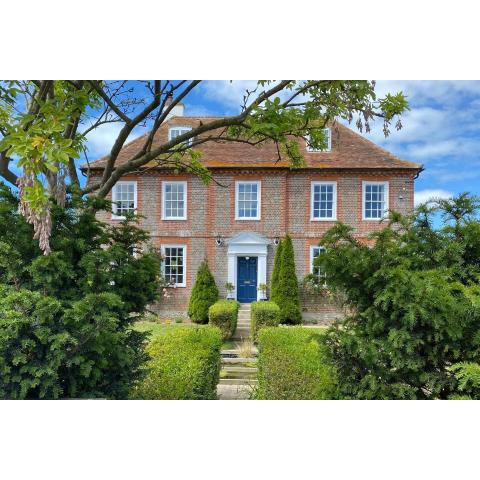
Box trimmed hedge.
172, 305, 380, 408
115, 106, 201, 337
276, 235, 302, 324
132, 326, 222, 399
208, 300, 240, 341
255, 327, 336, 399
250, 301, 280, 342
188, 261, 219, 324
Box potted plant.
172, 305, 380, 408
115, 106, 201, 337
257, 283, 268, 300
224, 282, 235, 300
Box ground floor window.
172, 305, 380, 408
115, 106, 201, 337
161, 245, 186, 287
310, 245, 327, 283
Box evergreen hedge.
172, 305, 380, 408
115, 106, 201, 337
250, 301, 280, 342
132, 326, 222, 400
255, 327, 336, 399
276, 235, 302, 324
188, 260, 219, 324
208, 300, 240, 341
0, 186, 161, 399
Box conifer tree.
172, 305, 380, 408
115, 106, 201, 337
276, 235, 302, 324
270, 239, 283, 304
188, 260, 219, 324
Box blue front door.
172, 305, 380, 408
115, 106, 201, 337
237, 257, 258, 303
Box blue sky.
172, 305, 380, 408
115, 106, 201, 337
84, 80, 480, 205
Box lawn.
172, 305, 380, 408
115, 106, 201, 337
133, 321, 188, 339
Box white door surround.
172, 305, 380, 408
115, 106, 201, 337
226, 232, 269, 301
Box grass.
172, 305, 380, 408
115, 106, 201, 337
133, 321, 191, 340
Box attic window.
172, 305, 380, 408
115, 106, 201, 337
306, 128, 332, 152
169, 126, 193, 146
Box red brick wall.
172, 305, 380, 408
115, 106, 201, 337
89, 168, 416, 321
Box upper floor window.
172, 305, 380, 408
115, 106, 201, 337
363, 181, 389, 220
112, 181, 137, 219
306, 128, 332, 152
311, 181, 337, 220
310, 245, 327, 282
161, 245, 186, 287
162, 181, 187, 220
235, 181, 261, 220
169, 126, 193, 146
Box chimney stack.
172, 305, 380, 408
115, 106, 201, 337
165, 92, 185, 119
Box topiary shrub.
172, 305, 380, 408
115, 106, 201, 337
208, 300, 240, 341
276, 235, 302, 324
131, 326, 222, 399
188, 260, 219, 324
255, 327, 336, 399
250, 300, 280, 342
269, 239, 283, 304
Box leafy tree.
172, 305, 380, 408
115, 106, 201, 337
188, 260, 219, 324
318, 194, 480, 399
276, 235, 302, 324
0, 80, 408, 252
270, 239, 283, 303
0, 184, 162, 399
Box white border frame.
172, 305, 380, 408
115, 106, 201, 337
111, 180, 137, 220
161, 244, 187, 288
362, 181, 389, 221
310, 181, 337, 221
306, 127, 332, 152
235, 180, 261, 221
162, 181, 188, 220
168, 125, 193, 146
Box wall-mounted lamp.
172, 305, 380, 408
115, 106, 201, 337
273, 237, 280, 246
215, 235, 223, 246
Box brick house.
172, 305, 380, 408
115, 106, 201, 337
85, 104, 422, 322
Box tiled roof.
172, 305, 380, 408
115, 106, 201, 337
84, 116, 422, 172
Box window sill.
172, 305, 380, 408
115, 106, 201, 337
235, 217, 261, 221
162, 217, 188, 221
310, 217, 337, 222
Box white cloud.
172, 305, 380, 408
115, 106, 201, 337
414, 189, 453, 206
82, 123, 145, 159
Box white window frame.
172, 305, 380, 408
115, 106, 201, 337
161, 181, 188, 220
161, 244, 187, 288
235, 180, 261, 221
310, 245, 327, 283
168, 126, 193, 146
306, 128, 332, 152
310, 181, 337, 221
111, 181, 137, 220
362, 181, 389, 221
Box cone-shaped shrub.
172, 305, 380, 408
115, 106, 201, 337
270, 240, 283, 304
276, 235, 302, 324
188, 260, 219, 324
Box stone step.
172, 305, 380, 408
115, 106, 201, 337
221, 357, 257, 364
219, 378, 258, 385
217, 384, 252, 400
223, 366, 257, 374
221, 348, 258, 357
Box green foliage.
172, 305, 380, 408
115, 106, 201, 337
319, 193, 480, 399
250, 301, 280, 342
208, 300, 240, 341
255, 327, 337, 400
270, 240, 283, 303
188, 260, 219, 324
276, 235, 302, 324
0, 185, 162, 398
131, 326, 222, 400
449, 362, 480, 399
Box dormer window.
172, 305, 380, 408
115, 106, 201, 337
169, 126, 193, 146
306, 128, 332, 152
